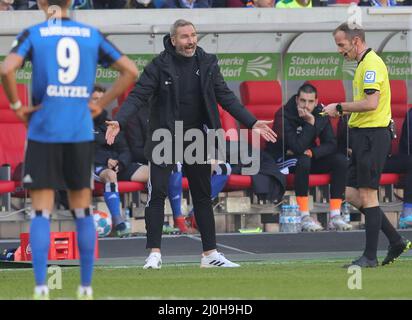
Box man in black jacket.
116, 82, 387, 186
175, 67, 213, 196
125, 103, 150, 165
124, 104, 233, 234
106, 19, 276, 269
266, 83, 350, 232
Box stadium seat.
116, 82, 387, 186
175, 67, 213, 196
240, 80, 282, 121
305, 80, 346, 106
286, 174, 331, 190
306, 80, 346, 137
0, 181, 15, 194
0, 84, 28, 181
182, 177, 189, 190
93, 181, 146, 196
389, 80, 407, 155
239, 80, 283, 150
94, 181, 147, 214
379, 174, 400, 186
225, 174, 252, 190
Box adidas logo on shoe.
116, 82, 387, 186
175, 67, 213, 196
200, 251, 240, 268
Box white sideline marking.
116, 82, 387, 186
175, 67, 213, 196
184, 235, 256, 255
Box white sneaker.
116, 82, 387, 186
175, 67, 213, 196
200, 251, 240, 268
77, 286, 93, 300
328, 215, 353, 231
301, 215, 324, 232
143, 252, 162, 269
33, 285, 49, 300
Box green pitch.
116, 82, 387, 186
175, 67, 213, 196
0, 258, 412, 300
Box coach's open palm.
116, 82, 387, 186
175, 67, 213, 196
252, 120, 277, 143
105, 121, 120, 145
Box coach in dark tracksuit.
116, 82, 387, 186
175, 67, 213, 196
107, 19, 276, 268
125, 104, 150, 165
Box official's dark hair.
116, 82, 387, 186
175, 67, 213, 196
170, 19, 196, 38
93, 84, 106, 93
298, 83, 317, 98
47, 0, 71, 6
333, 22, 365, 42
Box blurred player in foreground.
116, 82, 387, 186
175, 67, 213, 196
0, 0, 137, 299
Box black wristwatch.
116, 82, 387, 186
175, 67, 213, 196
336, 103, 343, 116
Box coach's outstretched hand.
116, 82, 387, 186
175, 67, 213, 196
105, 120, 120, 145
252, 120, 277, 143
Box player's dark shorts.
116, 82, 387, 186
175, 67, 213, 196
94, 162, 144, 181
347, 127, 391, 190
23, 140, 94, 190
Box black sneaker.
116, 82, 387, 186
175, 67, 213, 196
343, 255, 378, 268
382, 238, 412, 266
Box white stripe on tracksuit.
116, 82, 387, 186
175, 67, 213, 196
146, 162, 152, 208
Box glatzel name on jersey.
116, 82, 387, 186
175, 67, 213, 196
47, 85, 90, 98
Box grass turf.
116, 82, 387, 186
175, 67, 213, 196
0, 258, 411, 299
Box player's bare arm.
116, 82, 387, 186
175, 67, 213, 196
0, 53, 41, 124
252, 120, 277, 143
89, 56, 138, 118
323, 92, 379, 117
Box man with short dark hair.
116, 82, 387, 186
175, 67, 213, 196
106, 19, 276, 269
323, 22, 411, 267
266, 83, 350, 232
0, 0, 137, 299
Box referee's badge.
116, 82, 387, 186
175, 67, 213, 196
364, 71, 376, 83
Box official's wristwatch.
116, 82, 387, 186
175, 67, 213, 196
10, 100, 22, 111
336, 103, 343, 116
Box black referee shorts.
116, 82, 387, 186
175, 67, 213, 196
23, 140, 94, 190
347, 127, 391, 190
